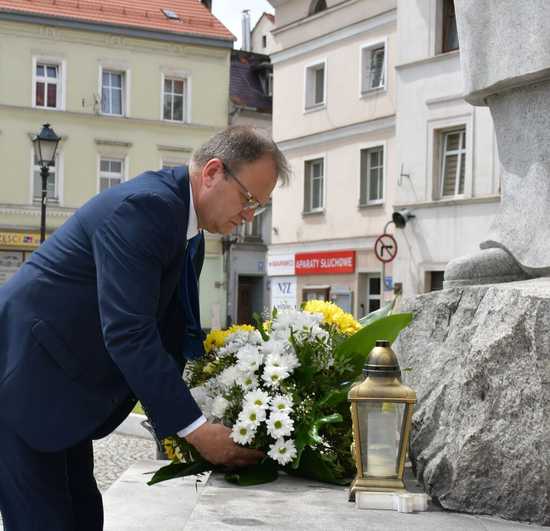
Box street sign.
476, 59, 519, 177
374, 233, 397, 263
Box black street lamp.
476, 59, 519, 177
32, 123, 61, 243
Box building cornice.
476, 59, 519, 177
395, 50, 459, 71
276, 115, 395, 152
393, 194, 500, 210
270, 9, 396, 65
0, 11, 233, 49
0, 203, 75, 218
0, 103, 221, 132
268, 235, 378, 255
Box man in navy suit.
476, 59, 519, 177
0, 126, 289, 531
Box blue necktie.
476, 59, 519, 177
180, 232, 205, 360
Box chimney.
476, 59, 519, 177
201, 0, 212, 11
241, 10, 251, 51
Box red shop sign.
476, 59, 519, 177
295, 250, 356, 275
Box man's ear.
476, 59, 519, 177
201, 158, 223, 189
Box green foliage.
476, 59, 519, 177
224, 458, 279, 486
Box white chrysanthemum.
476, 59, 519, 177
244, 389, 271, 410
268, 438, 297, 465
236, 371, 259, 391
211, 396, 229, 419
262, 364, 290, 388
226, 330, 250, 348
267, 412, 294, 438
217, 366, 239, 390
270, 394, 293, 414
230, 420, 256, 445
238, 404, 266, 427
266, 351, 300, 372
236, 344, 263, 372
248, 330, 263, 345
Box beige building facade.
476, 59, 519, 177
267, 0, 397, 317
0, 2, 233, 328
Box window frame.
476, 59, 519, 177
359, 38, 388, 96
303, 154, 326, 215
366, 273, 382, 314
32, 56, 66, 111
441, 0, 459, 53
439, 127, 467, 198
359, 142, 386, 206
99, 64, 130, 117
97, 156, 127, 194
427, 114, 473, 201
160, 72, 191, 123
30, 149, 63, 205
303, 59, 327, 112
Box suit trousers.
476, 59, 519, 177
0, 418, 103, 531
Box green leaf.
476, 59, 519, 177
336, 313, 413, 359
309, 413, 343, 444
147, 460, 214, 486
358, 300, 395, 327
252, 312, 270, 341
286, 447, 350, 486
318, 387, 351, 408
224, 459, 279, 486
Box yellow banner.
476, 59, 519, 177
0, 231, 41, 249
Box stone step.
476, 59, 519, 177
102, 460, 546, 531
103, 459, 208, 531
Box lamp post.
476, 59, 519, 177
32, 123, 61, 243
349, 340, 416, 499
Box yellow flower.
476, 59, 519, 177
162, 437, 178, 461
303, 299, 360, 335
203, 324, 255, 353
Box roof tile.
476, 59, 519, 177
0, 0, 234, 42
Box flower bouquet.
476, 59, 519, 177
149, 300, 412, 487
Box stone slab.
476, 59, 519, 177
102, 459, 208, 531
100, 460, 548, 531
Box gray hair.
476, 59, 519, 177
190, 125, 290, 185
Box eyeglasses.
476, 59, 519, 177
222, 162, 263, 212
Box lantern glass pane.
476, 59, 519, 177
358, 401, 405, 478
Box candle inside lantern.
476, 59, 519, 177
359, 401, 404, 477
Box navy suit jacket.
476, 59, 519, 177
0, 166, 203, 452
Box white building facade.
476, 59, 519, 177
392, 0, 500, 295
268, 0, 398, 317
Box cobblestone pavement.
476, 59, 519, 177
93, 432, 156, 492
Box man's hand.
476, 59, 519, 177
185, 422, 264, 467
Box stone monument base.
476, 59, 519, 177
395, 278, 550, 526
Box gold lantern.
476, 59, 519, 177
349, 340, 416, 498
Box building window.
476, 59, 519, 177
303, 286, 330, 302
440, 128, 466, 197
33, 154, 59, 203
101, 70, 125, 115
262, 35, 267, 48
305, 62, 325, 109
309, 0, 327, 15
266, 72, 273, 97
367, 274, 381, 313
34, 63, 60, 109
163, 77, 187, 122
360, 146, 384, 205
238, 211, 263, 241
361, 44, 386, 93
99, 158, 124, 192
441, 0, 459, 52
426, 271, 445, 292
304, 158, 324, 213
